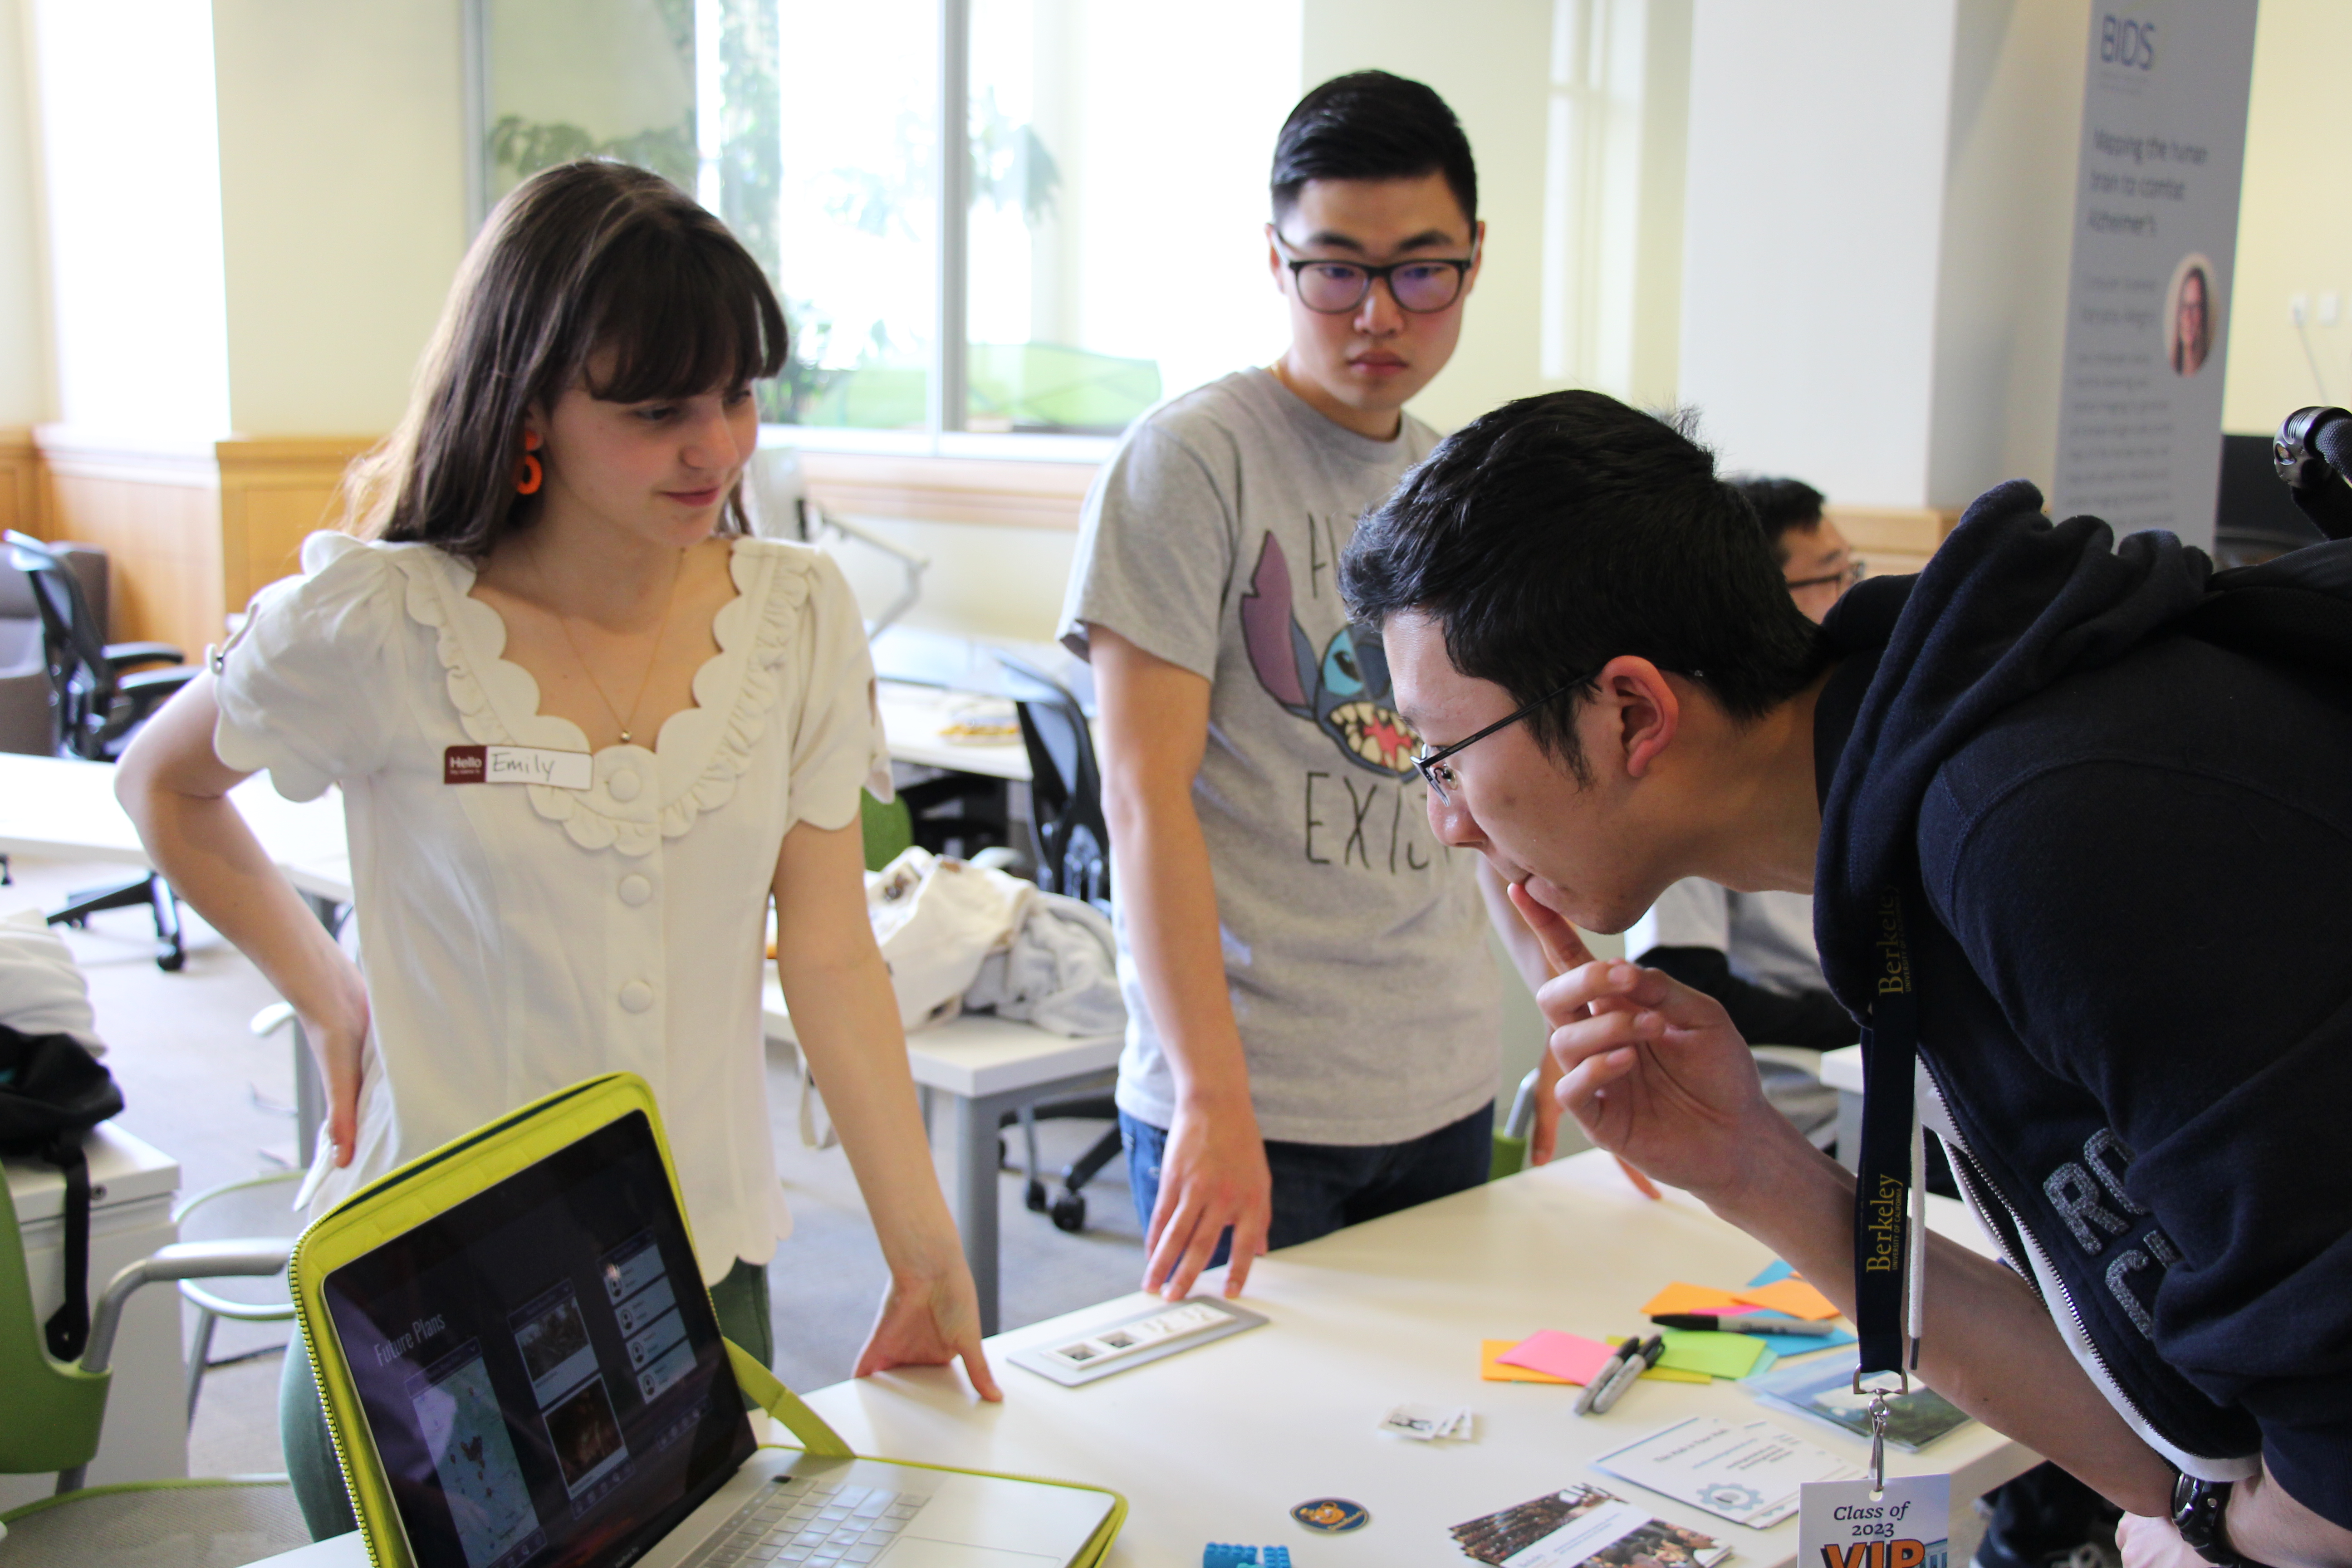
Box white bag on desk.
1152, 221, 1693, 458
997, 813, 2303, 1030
861, 848, 1125, 1036
967, 895, 1124, 1038
865, 847, 1032, 1030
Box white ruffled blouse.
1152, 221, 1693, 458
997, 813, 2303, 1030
213, 531, 888, 1282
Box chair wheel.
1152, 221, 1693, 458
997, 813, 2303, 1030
1049, 1192, 1086, 1233
1024, 1179, 1048, 1213
156, 943, 185, 973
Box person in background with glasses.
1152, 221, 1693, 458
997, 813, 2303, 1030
1057, 71, 1560, 1306
1621, 476, 1861, 1145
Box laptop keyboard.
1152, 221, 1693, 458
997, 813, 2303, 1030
685, 1477, 927, 1567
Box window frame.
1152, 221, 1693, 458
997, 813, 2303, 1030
464, 0, 1125, 462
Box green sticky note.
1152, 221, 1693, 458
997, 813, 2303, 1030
1656, 1328, 1767, 1379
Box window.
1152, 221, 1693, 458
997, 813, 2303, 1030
473, 0, 1302, 449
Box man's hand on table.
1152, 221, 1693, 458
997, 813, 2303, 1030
1143, 1093, 1273, 1301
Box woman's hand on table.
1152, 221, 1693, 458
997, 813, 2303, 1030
853, 1261, 1003, 1402
1508, 881, 1785, 1208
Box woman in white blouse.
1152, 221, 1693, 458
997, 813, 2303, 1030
116, 161, 999, 1535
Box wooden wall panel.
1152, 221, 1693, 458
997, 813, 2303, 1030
216, 436, 373, 613
0, 429, 41, 539
1826, 504, 1959, 579
41, 469, 223, 654
800, 451, 1096, 531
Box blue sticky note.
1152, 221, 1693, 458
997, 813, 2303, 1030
1749, 1326, 1859, 1359
1747, 1259, 1797, 1288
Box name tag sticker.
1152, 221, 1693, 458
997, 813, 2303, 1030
1799, 1475, 1949, 1568
443, 744, 593, 791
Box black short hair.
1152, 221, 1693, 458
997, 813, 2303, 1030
1730, 476, 1827, 564
1340, 391, 1828, 780
1271, 71, 1477, 229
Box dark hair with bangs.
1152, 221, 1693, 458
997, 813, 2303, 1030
1271, 71, 1477, 229
348, 160, 786, 559
1339, 391, 1827, 782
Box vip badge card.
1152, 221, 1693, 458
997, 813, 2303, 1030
1798, 1475, 1950, 1568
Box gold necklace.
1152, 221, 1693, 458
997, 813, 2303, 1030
537, 545, 687, 747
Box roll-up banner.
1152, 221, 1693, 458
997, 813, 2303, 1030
2050, 3, 2259, 551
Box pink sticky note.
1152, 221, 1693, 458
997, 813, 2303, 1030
1494, 1330, 1619, 1385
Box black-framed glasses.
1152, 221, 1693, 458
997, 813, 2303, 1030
1414, 676, 1586, 804
1274, 236, 1478, 315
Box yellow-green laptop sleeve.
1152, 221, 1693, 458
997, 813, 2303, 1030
289, 1072, 1124, 1568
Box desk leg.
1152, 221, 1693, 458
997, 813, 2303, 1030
936, 1089, 1019, 1339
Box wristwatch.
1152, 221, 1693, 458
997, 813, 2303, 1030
2171, 1473, 2248, 1568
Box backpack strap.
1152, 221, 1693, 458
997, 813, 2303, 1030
41, 1133, 93, 1362
723, 1338, 854, 1459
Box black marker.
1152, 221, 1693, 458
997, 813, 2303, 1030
1573, 1337, 1643, 1416
1650, 1312, 1838, 1336
1588, 1335, 1665, 1415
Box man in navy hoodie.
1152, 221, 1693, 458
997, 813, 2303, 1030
1340, 391, 2352, 1568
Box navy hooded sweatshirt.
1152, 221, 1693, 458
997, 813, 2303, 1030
1811, 481, 2352, 1525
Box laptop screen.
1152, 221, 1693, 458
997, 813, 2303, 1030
323, 1110, 757, 1568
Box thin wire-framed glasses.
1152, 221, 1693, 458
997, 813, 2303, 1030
1414, 676, 1586, 804
1785, 558, 1867, 595
1274, 236, 1479, 315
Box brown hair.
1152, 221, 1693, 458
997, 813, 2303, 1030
345, 160, 788, 559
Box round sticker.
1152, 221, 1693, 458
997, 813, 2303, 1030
1292, 1498, 1371, 1534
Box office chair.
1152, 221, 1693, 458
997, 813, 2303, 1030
992, 656, 1124, 1234
0, 1153, 306, 1564
5, 533, 198, 971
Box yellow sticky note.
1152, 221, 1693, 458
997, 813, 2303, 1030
1735, 1278, 1843, 1321
1640, 1364, 1714, 1385
1642, 1282, 1748, 1316
1655, 1328, 1767, 1379
1481, 1339, 1576, 1385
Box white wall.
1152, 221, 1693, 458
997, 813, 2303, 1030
26, 0, 230, 440
211, 0, 469, 436
0, 0, 48, 426
1303, 0, 1559, 435
1924, 0, 2087, 507
2220, 0, 2352, 434
1679, 1, 1960, 506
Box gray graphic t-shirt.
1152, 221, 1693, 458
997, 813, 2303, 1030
1058, 368, 1498, 1145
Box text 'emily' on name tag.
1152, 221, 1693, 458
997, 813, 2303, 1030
443, 744, 593, 791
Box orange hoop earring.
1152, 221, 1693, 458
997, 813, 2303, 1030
514, 430, 544, 495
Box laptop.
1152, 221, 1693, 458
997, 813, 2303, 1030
299, 1079, 1117, 1568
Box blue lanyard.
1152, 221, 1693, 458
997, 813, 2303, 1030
1853, 887, 1920, 1387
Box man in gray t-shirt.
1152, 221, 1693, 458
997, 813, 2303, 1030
1058, 72, 1560, 1304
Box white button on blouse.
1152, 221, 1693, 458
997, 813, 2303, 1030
211, 532, 891, 1283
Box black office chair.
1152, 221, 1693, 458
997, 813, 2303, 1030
5, 531, 198, 970
993, 655, 1124, 1233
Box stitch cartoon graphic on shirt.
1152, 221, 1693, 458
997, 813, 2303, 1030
1240, 533, 1421, 777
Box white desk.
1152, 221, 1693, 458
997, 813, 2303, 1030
249, 1149, 2034, 1568
762, 972, 1120, 1337
0, 752, 347, 877
875, 681, 1030, 781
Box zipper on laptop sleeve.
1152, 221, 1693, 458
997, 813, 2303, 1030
283, 1242, 392, 1568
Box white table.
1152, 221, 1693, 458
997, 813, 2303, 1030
762, 972, 1121, 1337
875, 681, 1030, 781
1820, 1044, 1866, 1172
249, 1149, 2034, 1568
